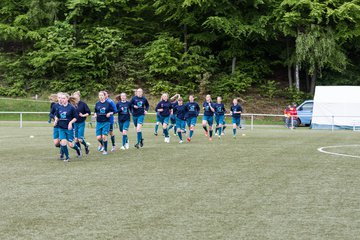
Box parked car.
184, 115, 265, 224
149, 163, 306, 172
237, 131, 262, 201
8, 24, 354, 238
296, 100, 313, 126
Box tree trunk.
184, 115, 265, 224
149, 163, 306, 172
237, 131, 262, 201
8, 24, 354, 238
310, 71, 317, 94
231, 56, 236, 75
295, 63, 300, 90
305, 71, 310, 92
286, 39, 293, 87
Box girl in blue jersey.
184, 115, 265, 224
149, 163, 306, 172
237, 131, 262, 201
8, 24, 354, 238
130, 88, 150, 149
155, 93, 173, 143
72, 91, 91, 155
54, 93, 82, 162
104, 91, 118, 152
94, 91, 115, 155
202, 94, 215, 141
49, 92, 63, 159
185, 95, 200, 142
230, 98, 243, 138
154, 96, 162, 136
214, 96, 226, 138
116, 93, 131, 150
174, 97, 187, 143
168, 94, 180, 136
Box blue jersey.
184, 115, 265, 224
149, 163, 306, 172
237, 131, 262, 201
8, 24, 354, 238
171, 101, 178, 115
55, 104, 78, 129
95, 101, 114, 123
231, 104, 243, 117
116, 101, 131, 122
106, 98, 118, 124
185, 101, 200, 118
214, 103, 226, 116
175, 104, 187, 120
129, 96, 150, 117
75, 100, 91, 123
203, 101, 215, 116
155, 100, 173, 117
50, 103, 61, 127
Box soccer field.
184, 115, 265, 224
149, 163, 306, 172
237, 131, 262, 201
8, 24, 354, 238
1, 126, 360, 239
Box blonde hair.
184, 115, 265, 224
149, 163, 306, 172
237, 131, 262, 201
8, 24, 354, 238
161, 93, 169, 101
49, 94, 58, 102
73, 91, 81, 97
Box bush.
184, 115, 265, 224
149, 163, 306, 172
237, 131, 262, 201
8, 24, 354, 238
260, 80, 280, 99
211, 71, 253, 99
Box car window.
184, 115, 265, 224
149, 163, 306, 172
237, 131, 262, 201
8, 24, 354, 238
301, 103, 313, 111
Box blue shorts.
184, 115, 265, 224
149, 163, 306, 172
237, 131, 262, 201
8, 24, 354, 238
158, 115, 170, 125
215, 115, 225, 125
74, 122, 85, 139
59, 128, 75, 142
202, 115, 214, 126
119, 121, 130, 132
96, 121, 110, 136
53, 127, 60, 139
186, 117, 197, 127
133, 115, 145, 127
156, 114, 161, 123
170, 114, 176, 124
232, 117, 241, 126
176, 117, 186, 130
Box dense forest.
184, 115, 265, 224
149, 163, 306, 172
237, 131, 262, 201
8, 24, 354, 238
1, 0, 360, 101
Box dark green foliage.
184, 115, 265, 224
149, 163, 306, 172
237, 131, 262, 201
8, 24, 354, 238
1, 0, 360, 97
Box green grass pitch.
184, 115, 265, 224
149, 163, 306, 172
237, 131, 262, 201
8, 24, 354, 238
1, 126, 360, 239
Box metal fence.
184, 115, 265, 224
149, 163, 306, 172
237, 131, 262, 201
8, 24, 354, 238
1, 111, 360, 131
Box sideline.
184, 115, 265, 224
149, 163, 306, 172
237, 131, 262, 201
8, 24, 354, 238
317, 145, 360, 159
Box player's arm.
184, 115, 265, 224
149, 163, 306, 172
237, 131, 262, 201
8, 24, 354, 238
144, 99, 150, 114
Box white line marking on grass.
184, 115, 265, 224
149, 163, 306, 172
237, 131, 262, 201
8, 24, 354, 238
317, 145, 360, 159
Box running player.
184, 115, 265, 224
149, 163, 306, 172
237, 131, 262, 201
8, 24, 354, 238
230, 98, 243, 138
49, 93, 63, 159
72, 91, 91, 154
116, 93, 131, 150
214, 96, 226, 138
174, 97, 187, 143
104, 91, 118, 151
202, 94, 215, 141
155, 93, 173, 143
129, 88, 150, 149
168, 94, 180, 136
94, 91, 115, 155
185, 95, 200, 142
54, 93, 81, 162
154, 96, 162, 136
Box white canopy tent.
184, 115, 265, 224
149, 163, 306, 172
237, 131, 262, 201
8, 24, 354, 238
311, 86, 360, 129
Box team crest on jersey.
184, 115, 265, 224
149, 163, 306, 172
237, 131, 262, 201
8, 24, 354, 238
137, 101, 143, 107
189, 106, 195, 111
100, 108, 106, 114
217, 107, 222, 112
60, 112, 67, 119
205, 106, 209, 111
122, 107, 127, 113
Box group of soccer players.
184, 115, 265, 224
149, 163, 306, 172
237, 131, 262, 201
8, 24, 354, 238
49, 88, 243, 162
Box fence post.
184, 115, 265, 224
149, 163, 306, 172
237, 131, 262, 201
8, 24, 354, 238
291, 116, 294, 130
20, 112, 23, 128
331, 116, 334, 132
251, 115, 254, 130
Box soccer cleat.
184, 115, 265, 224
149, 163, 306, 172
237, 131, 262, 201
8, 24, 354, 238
204, 131, 208, 137
174, 133, 177, 136
187, 137, 191, 142
98, 146, 104, 152
102, 151, 108, 155
60, 153, 64, 160
140, 138, 144, 147
221, 132, 225, 136
134, 143, 140, 149
111, 146, 116, 152
164, 137, 170, 143
125, 142, 129, 149
209, 137, 212, 141
154, 132, 158, 136
64, 158, 70, 163
120, 146, 126, 150
85, 146, 90, 155
179, 140, 183, 144
218, 135, 221, 139
233, 135, 236, 139
215, 132, 218, 136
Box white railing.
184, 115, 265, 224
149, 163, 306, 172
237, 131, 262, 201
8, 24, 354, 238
1, 111, 360, 131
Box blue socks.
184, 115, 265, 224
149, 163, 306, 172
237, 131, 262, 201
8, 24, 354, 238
203, 126, 208, 132
111, 135, 115, 146
137, 132, 142, 144
190, 130, 194, 138
233, 128, 236, 136
98, 139, 103, 146
163, 128, 169, 138
103, 141, 108, 151
61, 145, 69, 159
122, 135, 128, 146
218, 127, 222, 135
154, 124, 159, 134
209, 130, 213, 137
178, 132, 182, 141
168, 124, 174, 130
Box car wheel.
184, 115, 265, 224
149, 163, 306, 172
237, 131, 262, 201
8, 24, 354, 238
295, 118, 301, 127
